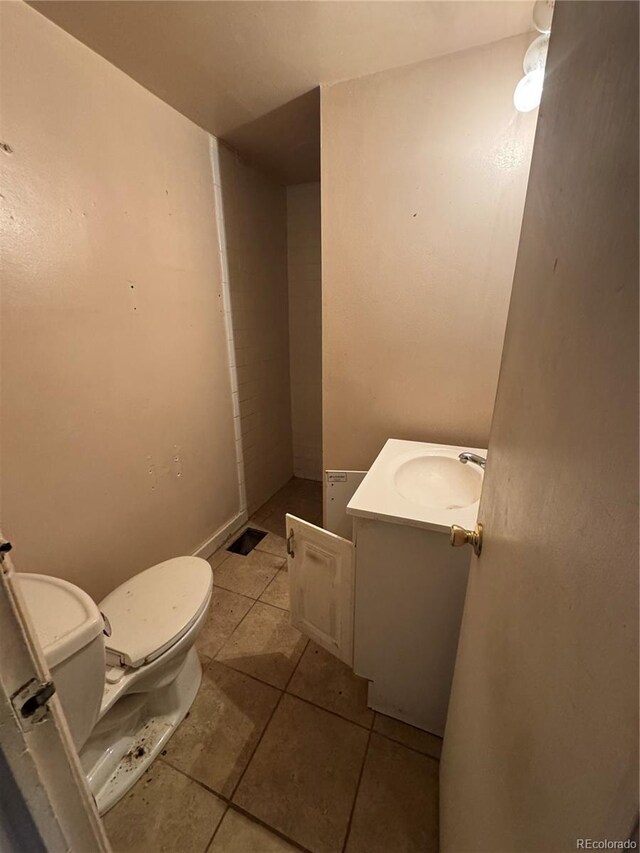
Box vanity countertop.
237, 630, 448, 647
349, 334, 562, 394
347, 438, 487, 534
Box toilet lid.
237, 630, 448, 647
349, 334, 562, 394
99, 557, 212, 669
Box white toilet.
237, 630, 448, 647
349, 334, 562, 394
18, 556, 212, 814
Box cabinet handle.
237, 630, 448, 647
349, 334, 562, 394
286, 530, 295, 559
450, 523, 483, 557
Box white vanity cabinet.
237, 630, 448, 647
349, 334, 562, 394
287, 438, 486, 738
351, 515, 471, 735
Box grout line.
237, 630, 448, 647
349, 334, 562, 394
200, 602, 304, 808
283, 635, 309, 692
340, 726, 373, 853
202, 803, 229, 853
226, 633, 309, 803
256, 596, 288, 613
208, 553, 231, 573
366, 727, 442, 763
158, 757, 227, 802
227, 687, 286, 802
210, 582, 256, 605
159, 761, 313, 853
211, 578, 261, 600
225, 803, 314, 853
211, 624, 307, 696
208, 653, 297, 697
283, 688, 372, 734
210, 597, 260, 662
213, 569, 283, 606
254, 542, 287, 558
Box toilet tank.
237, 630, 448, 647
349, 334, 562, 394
18, 573, 106, 750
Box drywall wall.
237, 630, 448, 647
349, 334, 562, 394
0, 2, 239, 602
287, 183, 322, 481
321, 33, 537, 472
217, 145, 293, 514
441, 1, 639, 848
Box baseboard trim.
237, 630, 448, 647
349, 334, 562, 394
192, 510, 248, 560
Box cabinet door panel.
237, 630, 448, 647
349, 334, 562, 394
286, 514, 354, 665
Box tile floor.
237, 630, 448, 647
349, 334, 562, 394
104, 478, 441, 853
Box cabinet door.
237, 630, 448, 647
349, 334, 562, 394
286, 514, 355, 665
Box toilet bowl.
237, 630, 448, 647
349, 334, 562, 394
18, 556, 212, 814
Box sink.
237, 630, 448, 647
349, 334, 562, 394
347, 439, 487, 533
394, 455, 482, 510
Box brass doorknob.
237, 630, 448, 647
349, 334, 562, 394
450, 523, 483, 556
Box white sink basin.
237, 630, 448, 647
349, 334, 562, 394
394, 454, 482, 510
347, 439, 487, 533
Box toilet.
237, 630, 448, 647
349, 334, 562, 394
18, 556, 212, 814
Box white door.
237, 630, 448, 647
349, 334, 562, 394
440, 3, 639, 851
0, 537, 111, 852
286, 514, 355, 665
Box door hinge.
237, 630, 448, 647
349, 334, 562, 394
11, 678, 56, 731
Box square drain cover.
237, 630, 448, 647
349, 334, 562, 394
227, 527, 268, 556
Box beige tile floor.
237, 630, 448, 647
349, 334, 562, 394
104, 478, 441, 853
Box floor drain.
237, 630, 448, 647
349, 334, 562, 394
227, 527, 268, 556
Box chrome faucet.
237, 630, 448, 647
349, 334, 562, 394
458, 451, 486, 469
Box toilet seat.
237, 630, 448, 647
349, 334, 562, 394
99, 556, 212, 669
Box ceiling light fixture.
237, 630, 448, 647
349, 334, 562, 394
514, 1, 554, 113
533, 0, 554, 34
513, 69, 545, 113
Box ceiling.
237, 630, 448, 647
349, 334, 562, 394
29, 1, 534, 183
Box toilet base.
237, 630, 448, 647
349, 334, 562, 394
81, 646, 202, 814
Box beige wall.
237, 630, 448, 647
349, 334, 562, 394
321, 34, 537, 472
441, 2, 639, 848
0, 2, 239, 602
217, 146, 293, 514
287, 183, 322, 481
